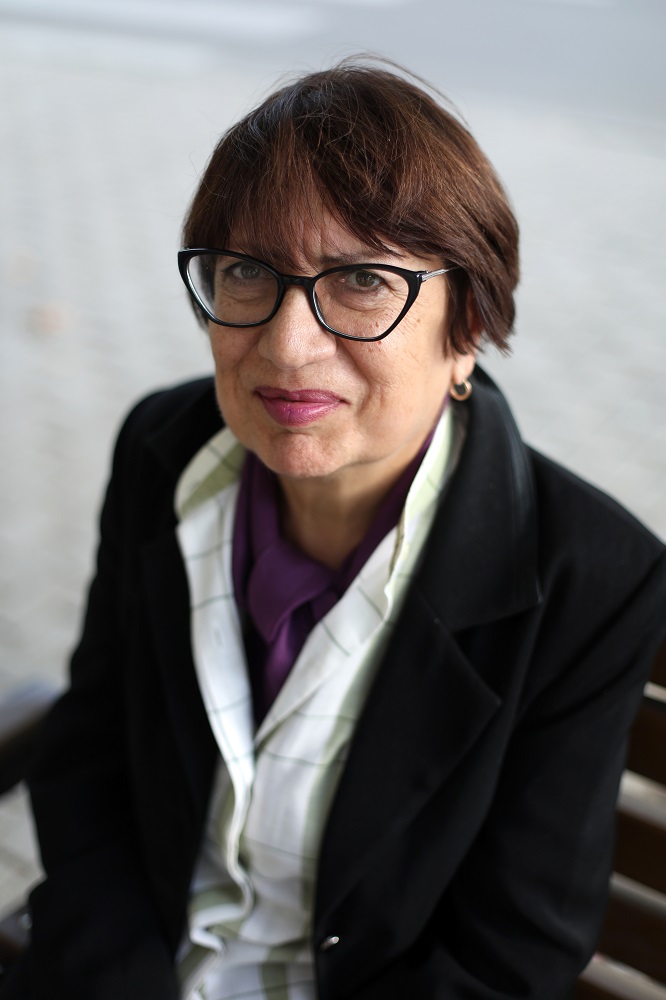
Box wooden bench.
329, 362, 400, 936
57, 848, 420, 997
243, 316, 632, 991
0, 645, 665, 993
576, 641, 666, 999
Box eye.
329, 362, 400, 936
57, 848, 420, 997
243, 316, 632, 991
229, 262, 264, 281
346, 269, 385, 289
216, 259, 275, 291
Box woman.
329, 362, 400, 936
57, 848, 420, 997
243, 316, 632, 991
5, 61, 666, 1000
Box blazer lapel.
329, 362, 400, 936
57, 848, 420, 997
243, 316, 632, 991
316, 368, 543, 918
137, 379, 223, 821
316, 590, 502, 919
421, 366, 542, 632
141, 528, 218, 820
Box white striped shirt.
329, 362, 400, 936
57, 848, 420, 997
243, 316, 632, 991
174, 403, 464, 1000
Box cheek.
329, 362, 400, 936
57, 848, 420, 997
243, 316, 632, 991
209, 340, 251, 426
345, 342, 401, 401
354, 320, 448, 396
362, 328, 453, 434
209, 328, 254, 376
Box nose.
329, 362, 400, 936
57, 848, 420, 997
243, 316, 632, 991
257, 285, 337, 370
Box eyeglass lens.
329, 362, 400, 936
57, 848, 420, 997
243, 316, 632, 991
186, 253, 411, 340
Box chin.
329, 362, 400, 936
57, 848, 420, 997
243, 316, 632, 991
255, 433, 345, 482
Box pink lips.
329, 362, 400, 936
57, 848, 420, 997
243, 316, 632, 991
255, 386, 343, 426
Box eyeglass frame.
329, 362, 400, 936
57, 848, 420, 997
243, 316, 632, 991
178, 248, 455, 343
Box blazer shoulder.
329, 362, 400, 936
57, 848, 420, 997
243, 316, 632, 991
111, 376, 220, 480
118, 376, 217, 441
528, 446, 665, 592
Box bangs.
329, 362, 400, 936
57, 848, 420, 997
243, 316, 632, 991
226, 164, 397, 272
184, 103, 426, 270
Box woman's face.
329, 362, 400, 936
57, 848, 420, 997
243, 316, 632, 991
209, 212, 476, 498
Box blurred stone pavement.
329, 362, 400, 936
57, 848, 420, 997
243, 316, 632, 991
0, 15, 664, 911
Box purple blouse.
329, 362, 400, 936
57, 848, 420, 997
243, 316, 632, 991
232, 440, 432, 722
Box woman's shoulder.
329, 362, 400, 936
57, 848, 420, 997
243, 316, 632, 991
470, 368, 664, 567
110, 376, 221, 475
528, 445, 664, 566
119, 376, 217, 438
523, 448, 666, 655
461, 370, 665, 638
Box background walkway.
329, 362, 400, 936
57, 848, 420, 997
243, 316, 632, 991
1, 0, 664, 909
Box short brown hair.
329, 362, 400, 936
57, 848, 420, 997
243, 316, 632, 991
182, 59, 519, 354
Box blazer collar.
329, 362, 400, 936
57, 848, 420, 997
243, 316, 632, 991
415, 365, 542, 630
145, 376, 222, 484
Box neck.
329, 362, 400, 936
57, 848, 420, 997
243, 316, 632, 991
277, 430, 435, 570
278, 473, 390, 570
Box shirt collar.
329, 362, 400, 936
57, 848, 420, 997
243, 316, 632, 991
175, 404, 458, 553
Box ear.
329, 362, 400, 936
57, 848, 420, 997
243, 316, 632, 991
465, 289, 483, 345
448, 290, 480, 384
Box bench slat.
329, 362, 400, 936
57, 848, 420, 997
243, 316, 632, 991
651, 642, 666, 689
577, 956, 666, 1000
614, 808, 666, 897
613, 808, 666, 898
596, 889, 666, 985
627, 697, 666, 787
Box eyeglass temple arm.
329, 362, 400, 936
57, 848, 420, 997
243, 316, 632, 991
420, 266, 455, 283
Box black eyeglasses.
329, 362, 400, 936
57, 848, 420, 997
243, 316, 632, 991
178, 248, 454, 343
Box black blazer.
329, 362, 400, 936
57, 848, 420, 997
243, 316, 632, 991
6, 369, 666, 1000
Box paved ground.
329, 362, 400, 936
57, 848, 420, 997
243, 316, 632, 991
0, 8, 664, 914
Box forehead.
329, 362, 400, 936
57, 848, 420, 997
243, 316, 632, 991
231, 208, 419, 274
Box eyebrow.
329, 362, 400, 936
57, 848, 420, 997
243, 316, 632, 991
317, 249, 404, 268
232, 244, 404, 272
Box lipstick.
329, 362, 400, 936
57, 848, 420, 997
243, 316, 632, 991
255, 387, 344, 427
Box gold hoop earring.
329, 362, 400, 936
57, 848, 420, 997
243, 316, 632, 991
450, 379, 472, 402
